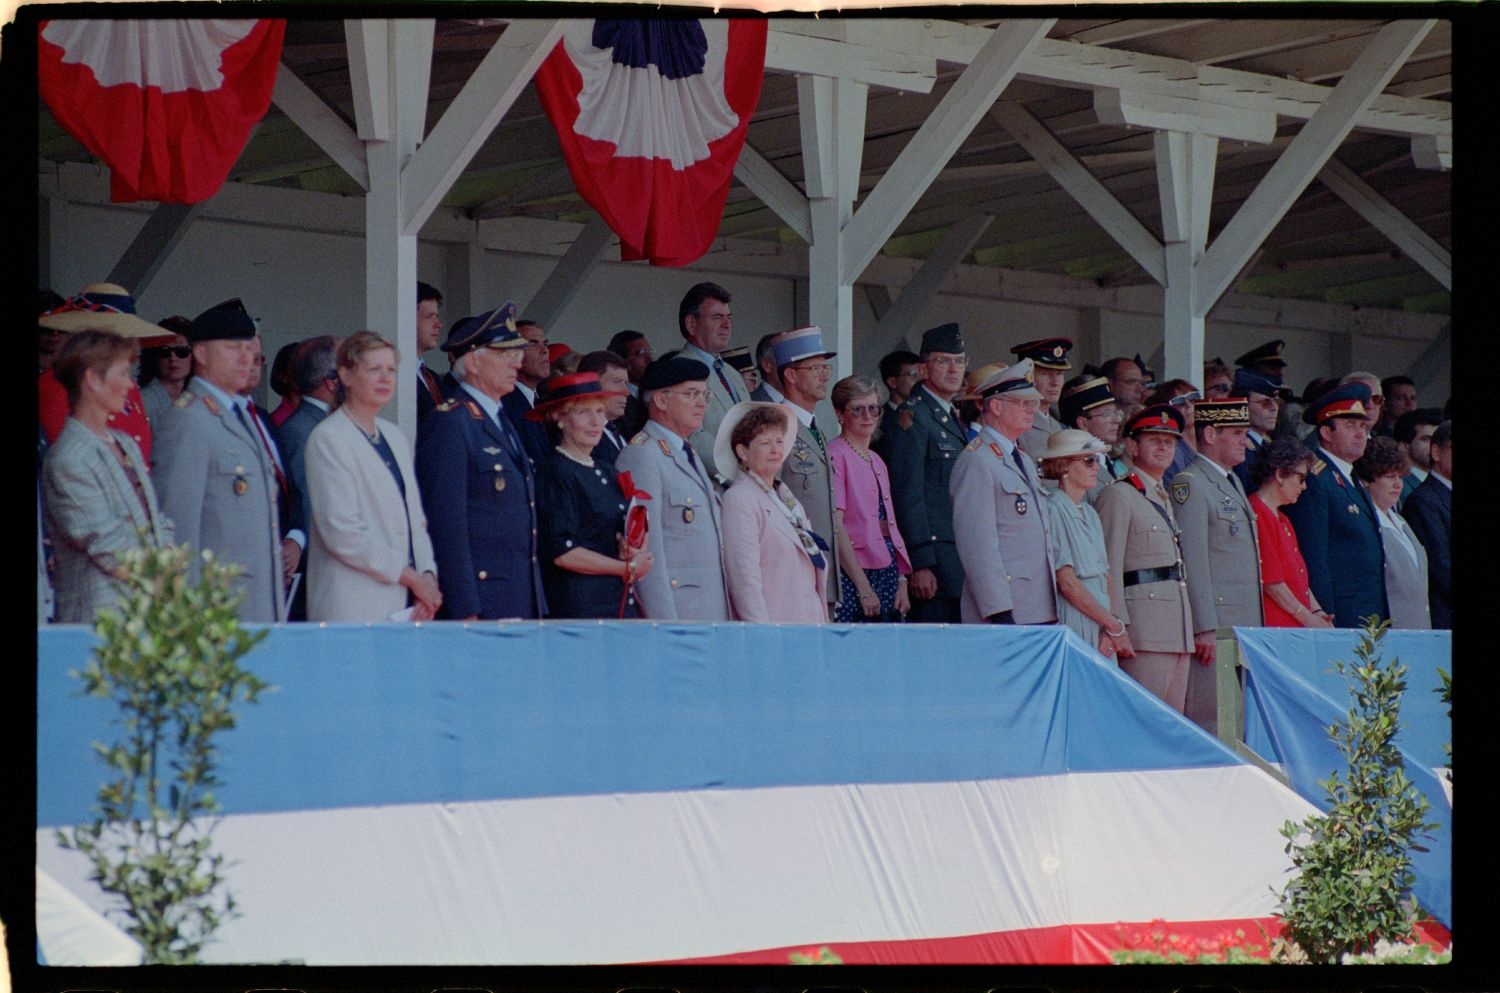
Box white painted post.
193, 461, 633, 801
799, 75, 867, 379
1156, 130, 1217, 385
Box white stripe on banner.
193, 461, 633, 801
38, 767, 1314, 965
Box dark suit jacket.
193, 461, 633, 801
881, 385, 966, 598
416, 394, 546, 620
275, 400, 328, 537
1402, 475, 1451, 629
501, 386, 551, 471
1284, 448, 1389, 628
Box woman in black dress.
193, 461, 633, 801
531, 373, 655, 618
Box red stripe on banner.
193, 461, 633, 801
536, 20, 767, 267
39, 20, 284, 203
651, 917, 1452, 965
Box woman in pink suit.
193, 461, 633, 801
828, 375, 911, 622
716, 402, 828, 623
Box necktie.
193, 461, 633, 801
683, 440, 708, 486
243, 404, 289, 496
713, 358, 741, 404
419, 367, 443, 404
808, 418, 827, 461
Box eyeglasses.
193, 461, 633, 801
844, 404, 881, 418
153, 346, 191, 359
791, 362, 833, 377
1086, 406, 1123, 421
1169, 391, 1202, 407
1204, 382, 1232, 397
926, 355, 967, 370
662, 387, 709, 402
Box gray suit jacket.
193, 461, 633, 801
275, 399, 328, 536
949, 427, 1057, 623
1016, 409, 1064, 461
614, 420, 731, 621
1171, 453, 1263, 632
683, 345, 740, 484
152, 377, 286, 623
43, 419, 174, 623
777, 415, 841, 604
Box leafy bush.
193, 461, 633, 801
1273, 619, 1437, 964
56, 544, 269, 964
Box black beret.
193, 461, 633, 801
640, 355, 711, 392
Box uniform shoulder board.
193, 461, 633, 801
964, 436, 982, 452
434, 398, 459, 413
200, 393, 221, 416
629, 431, 650, 446
1171, 479, 1191, 505
462, 400, 485, 420
173, 389, 196, 409
1309, 457, 1327, 476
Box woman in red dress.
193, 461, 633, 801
1246, 436, 1333, 627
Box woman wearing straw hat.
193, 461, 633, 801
38, 282, 171, 462
42, 330, 174, 623
532, 372, 655, 618
1040, 429, 1134, 659
716, 401, 828, 623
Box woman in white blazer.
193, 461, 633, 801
716, 402, 827, 623
1355, 437, 1431, 630
304, 332, 441, 622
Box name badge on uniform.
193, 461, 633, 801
1015, 494, 1028, 515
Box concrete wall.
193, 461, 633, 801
42, 181, 1450, 411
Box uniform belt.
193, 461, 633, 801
1123, 565, 1182, 587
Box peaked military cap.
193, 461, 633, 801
1010, 337, 1073, 370
186, 298, 256, 342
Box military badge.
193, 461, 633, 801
1348, 504, 1359, 514
233, 477, 248, 496
483, 446, 502, 455
683, 507, 695, 523
495, 477, 507, 492
1171, 480, 1191, 505
1015, 495, 1028, 515
435, 399, 458, 413
898, 409, 913, 430
173, 390, 196, 408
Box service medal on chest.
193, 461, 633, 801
1015, 495, 1028, 515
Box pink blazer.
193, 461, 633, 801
721, 474, 828, 623
828, 436, 912, 575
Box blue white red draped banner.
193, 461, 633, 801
38, 622, 1437, 966
534, 19, 768, 268
38, 19, 285, 204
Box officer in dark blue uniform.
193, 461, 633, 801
1283, 382, 1389, 628
416, 303, 547, 620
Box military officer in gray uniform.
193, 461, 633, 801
614, 356, 732, 621
884, 323, 969, 623
1059, 375, 1128, 504
950, 361, 1058, 624
1095, 404, 1195, 714
1012, 337, 1071, 460
771, 325, 842, 609
152, 298, 287, 623
1170, 396, 1263, 734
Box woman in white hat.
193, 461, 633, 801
716, 401, 828, 623
1040, 429, 1134, 659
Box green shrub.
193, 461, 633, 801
56, 544, 269, 964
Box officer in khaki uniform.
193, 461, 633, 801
1059, 375, 1129, 504
771, 326, 842, 609
949, 360, 1058, 624
1095, 404, 1195, 713
1170, 397, 1263, 734
1012, 337, 1071, 460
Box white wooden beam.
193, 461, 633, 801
400, 19, 564, 235
271, 63, 369, 191
764, 29, 937, 93
841, 19, 1054, 282
1317, 157, 1450, 290
106, 202, 204, 297
873, 212, 994, 344
520, 212, 614, 329
344, 19, 388, 142
990, 100, 1164, 284
1411, 134, 1452, 171
733, 143, 811, 244
1195, 21, 1435, 314
394, 19, 434, 146
1156, 130, 1217, 384
800, 75, 867, 379
768, 21, 1451, 140
1093, 88, 1276, 145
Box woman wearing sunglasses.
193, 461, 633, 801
827, 375, 911, 622
138, 317, 194, 430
